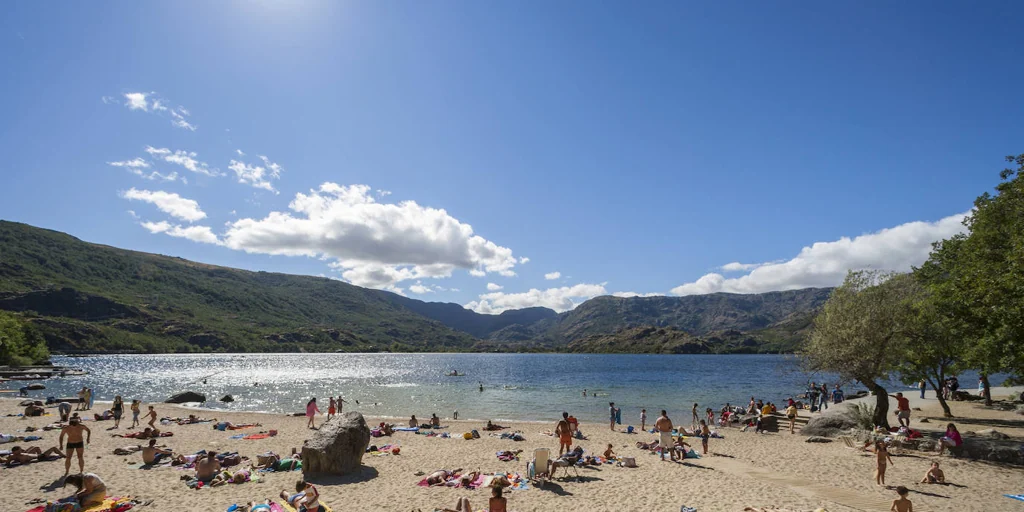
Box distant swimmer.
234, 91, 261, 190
479, 383, 484, 392
583, 389, 587, 397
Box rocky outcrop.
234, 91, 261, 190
801, 414, 860, 437
301, 411, 371, 476
165, 391, 206, 404
805, 436, 832, 443
220, 395, 234, 403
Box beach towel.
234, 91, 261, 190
28, 496, 132, 512
394, 427, 419, 432
243, 433, 274, 440
280, 504, 331, 512
1005, 494, 1024, 502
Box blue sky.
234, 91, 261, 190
1, 2, 1021, 313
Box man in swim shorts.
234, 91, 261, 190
555, 412, 572, 456
655, 410, 676, 462
59, 415, 91, 477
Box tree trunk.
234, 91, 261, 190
981, 373, 992, 406
929, 371, 953, 418
869, 381, 889, 429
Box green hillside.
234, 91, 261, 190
0, 221, 477, 353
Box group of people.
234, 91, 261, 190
304, 396, 350, 429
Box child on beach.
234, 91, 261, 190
130, 400, 141, 428
691, 403, 699, 431
328, 397, 336, 420
874, 440, 894, 486
891, 486, 912, 512
145, 405, 158, 429
603, 443, 616, 459
699, 420, 711, 455
640, 409, 647, 431
921, 461, 945, 484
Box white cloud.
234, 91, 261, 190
145, 146, 220, 177
466, 283, 608, 314
228, 155, 282, 193
720, 262, 762, 272
544, 271, 561, 280
101, 96, 117, 104
486, 283, 503, 291
611, 291, 663, 298
236, 149, 245, 156
408, 281, 434, 294
121, 188, 207, 222
218, 182, 519, 289
518, 257, 530, 264
470, 269, 486, 277
141, 221, 220, 245
107, 158, 150, 169
169, 109, 196, 131
376, 189, 392, 197
670, 212, 970, 296
121, 92, 196, 130
124, 92, 150, 111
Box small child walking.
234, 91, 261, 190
130, 400, 141, 429
699, 420, 711, 455
891, 485, 912, 512
640, 409, 647, 432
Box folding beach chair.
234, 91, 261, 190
551, 456, 580, 481
528, 448, 551, 488
838, 436, 857, 449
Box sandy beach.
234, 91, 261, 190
1, 390, 1022, 512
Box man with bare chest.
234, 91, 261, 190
59, 414, 91, 476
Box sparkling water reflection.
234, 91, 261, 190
7, 354, 930, 423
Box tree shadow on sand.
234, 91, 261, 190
304, 465, 379, 485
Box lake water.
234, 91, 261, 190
7, 354, 936, 423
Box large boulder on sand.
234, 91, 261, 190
302, 411, 371, 476
801, 414, 859, 437
164, 391, 206, 404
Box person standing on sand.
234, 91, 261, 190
306, 398, 321, 430
555, 412, 572, 456
130, 400, 141, 429
655, 410, 675, 462
337, 396, 348, 414
920, 380, 927, 399
819, 383, 829, 411
889, 392, 911, 428
608, 402, 618, 431
691, 403, 699, 431
59, 415, 91, 476
785, 402, 798, 434
327, 397, 336, 420
640, 409, 647, 432
111, 396, 124, 429
874, 440, 894, 486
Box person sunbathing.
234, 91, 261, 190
254, 453, 302, 472
210, 467, 251, 486
921, 461, 946, 484
113, 427, 162, 439
674, 436, 692, 456
426, 468, 462, 486
141, 439, 173, 465
484, 420, 505, 431
440, 497, 473, 512
279, 480, 308, 508
458, 470, 481, 487
2, 445, 65, 466
635, 440, 659, 451
172, 453, 200, 466
93, 410, 114, 421
214, 421, 261, 431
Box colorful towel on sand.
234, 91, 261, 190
242, 433, 274, 440
26, 496, 132, 512
1005, 494, 1024, 502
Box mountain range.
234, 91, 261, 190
0, 220, 831, 354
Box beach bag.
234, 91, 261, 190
621, 457, 637, 468
626, 426, 634, 434
471, 429, 480, 439
463, 432, 473, 440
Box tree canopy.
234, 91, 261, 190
0, 311, 49, 366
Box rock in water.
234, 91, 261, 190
26, 384, 45, 390
220, 395, 234, 403
302, 411, 371, 476
164, 391, 206, 404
